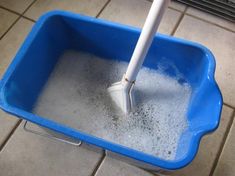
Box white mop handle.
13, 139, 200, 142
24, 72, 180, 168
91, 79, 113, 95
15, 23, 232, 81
125, 0, 170, 82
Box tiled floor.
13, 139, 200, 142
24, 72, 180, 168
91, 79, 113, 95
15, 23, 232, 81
0, 0, 234, 176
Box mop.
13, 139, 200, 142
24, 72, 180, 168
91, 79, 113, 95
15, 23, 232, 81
108, 0, 171, 114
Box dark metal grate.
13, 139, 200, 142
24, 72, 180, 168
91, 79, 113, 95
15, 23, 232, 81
174, 0, 235, 22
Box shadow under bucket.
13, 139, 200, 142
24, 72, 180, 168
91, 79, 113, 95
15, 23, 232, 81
0, 11, 222, 171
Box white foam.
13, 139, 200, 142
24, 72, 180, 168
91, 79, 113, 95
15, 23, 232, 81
33, 50, 191, 160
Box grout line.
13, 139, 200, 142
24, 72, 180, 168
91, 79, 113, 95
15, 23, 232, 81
0, 0, 37, 17
95, 0, 111, 18
22, 16, 36, 23
223, 102, 235, 110
209, 109, 235, 176
0, 5, 21, 16
21, 0, 38, 16
90, 151, 106, 176
0, 15, 21, 40
170, 6, 188, 36
0, 0, 37, 40
185, 13, 235, 33
0, 119, 22, 152
168, 6, 186, 13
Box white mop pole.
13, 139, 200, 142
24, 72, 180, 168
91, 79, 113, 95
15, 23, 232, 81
124, 0, 170, 84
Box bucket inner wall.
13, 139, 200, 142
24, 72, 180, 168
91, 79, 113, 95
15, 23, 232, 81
4, 16, 72, 111
2, 14, 218, 163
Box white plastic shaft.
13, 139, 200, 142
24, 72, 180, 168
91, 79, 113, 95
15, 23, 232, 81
124, 0, 170, 84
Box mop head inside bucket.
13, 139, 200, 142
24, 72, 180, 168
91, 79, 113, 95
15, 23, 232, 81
0, 11, 222, 170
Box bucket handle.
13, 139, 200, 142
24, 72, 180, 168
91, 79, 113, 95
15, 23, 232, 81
23, 121, 82, 146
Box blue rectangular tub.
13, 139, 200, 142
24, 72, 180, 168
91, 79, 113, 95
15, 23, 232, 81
0, 11, 222, 171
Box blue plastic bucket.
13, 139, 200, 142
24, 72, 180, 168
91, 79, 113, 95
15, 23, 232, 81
0, 11, 222, 171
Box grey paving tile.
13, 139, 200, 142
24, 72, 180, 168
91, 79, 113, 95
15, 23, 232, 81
168, 1, 186, 12
0, 0, 34, 14
99, 0, 182, 35
24, 0, 109, 21
159, 105, 233, 176
0, 8, 19, 37
186, 7, 235, 32
0, 111, 19, 146
0, 18, 34, 78
0, 122, 103, 176
174, 15, 235, 107
214, 117, 235, 176
95, 156, 154, 176
148, 0, 187, 12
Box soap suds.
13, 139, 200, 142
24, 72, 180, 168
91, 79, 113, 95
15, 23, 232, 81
33, 50, 191, 160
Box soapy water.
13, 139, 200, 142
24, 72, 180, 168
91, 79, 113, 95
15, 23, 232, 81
33, 50, 192, 160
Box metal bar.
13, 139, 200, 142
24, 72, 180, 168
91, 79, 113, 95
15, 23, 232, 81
201, 0, 235, 14
23, 121, 82, 146
184, 0, 234, 15
189, 0, 234, 16
175, 0, 235, 22
205, 0, 235, 11
214, 0, 235, 8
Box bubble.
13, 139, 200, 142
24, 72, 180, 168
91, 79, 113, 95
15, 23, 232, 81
34, 50, 192, 161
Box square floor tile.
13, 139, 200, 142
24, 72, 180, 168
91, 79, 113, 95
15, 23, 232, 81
147, 0, 187, 12
99, 0, 182, 35
0, 111, 19, 146
0, 18, 34, 78
0, 8, 19, 37
24, 0, 109, 21
174, 15, 235, 107
149, 0, 186, 12
0, 0, 34, 14
186, 7, 235, 32
95, 156, 154, 176
160, 105, 233, 176
0, 122, 103, 176
169, 1, 187, 12
214, 117, 235, 176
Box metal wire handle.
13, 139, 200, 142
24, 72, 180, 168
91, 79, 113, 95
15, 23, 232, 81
23, 121, 82, 146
